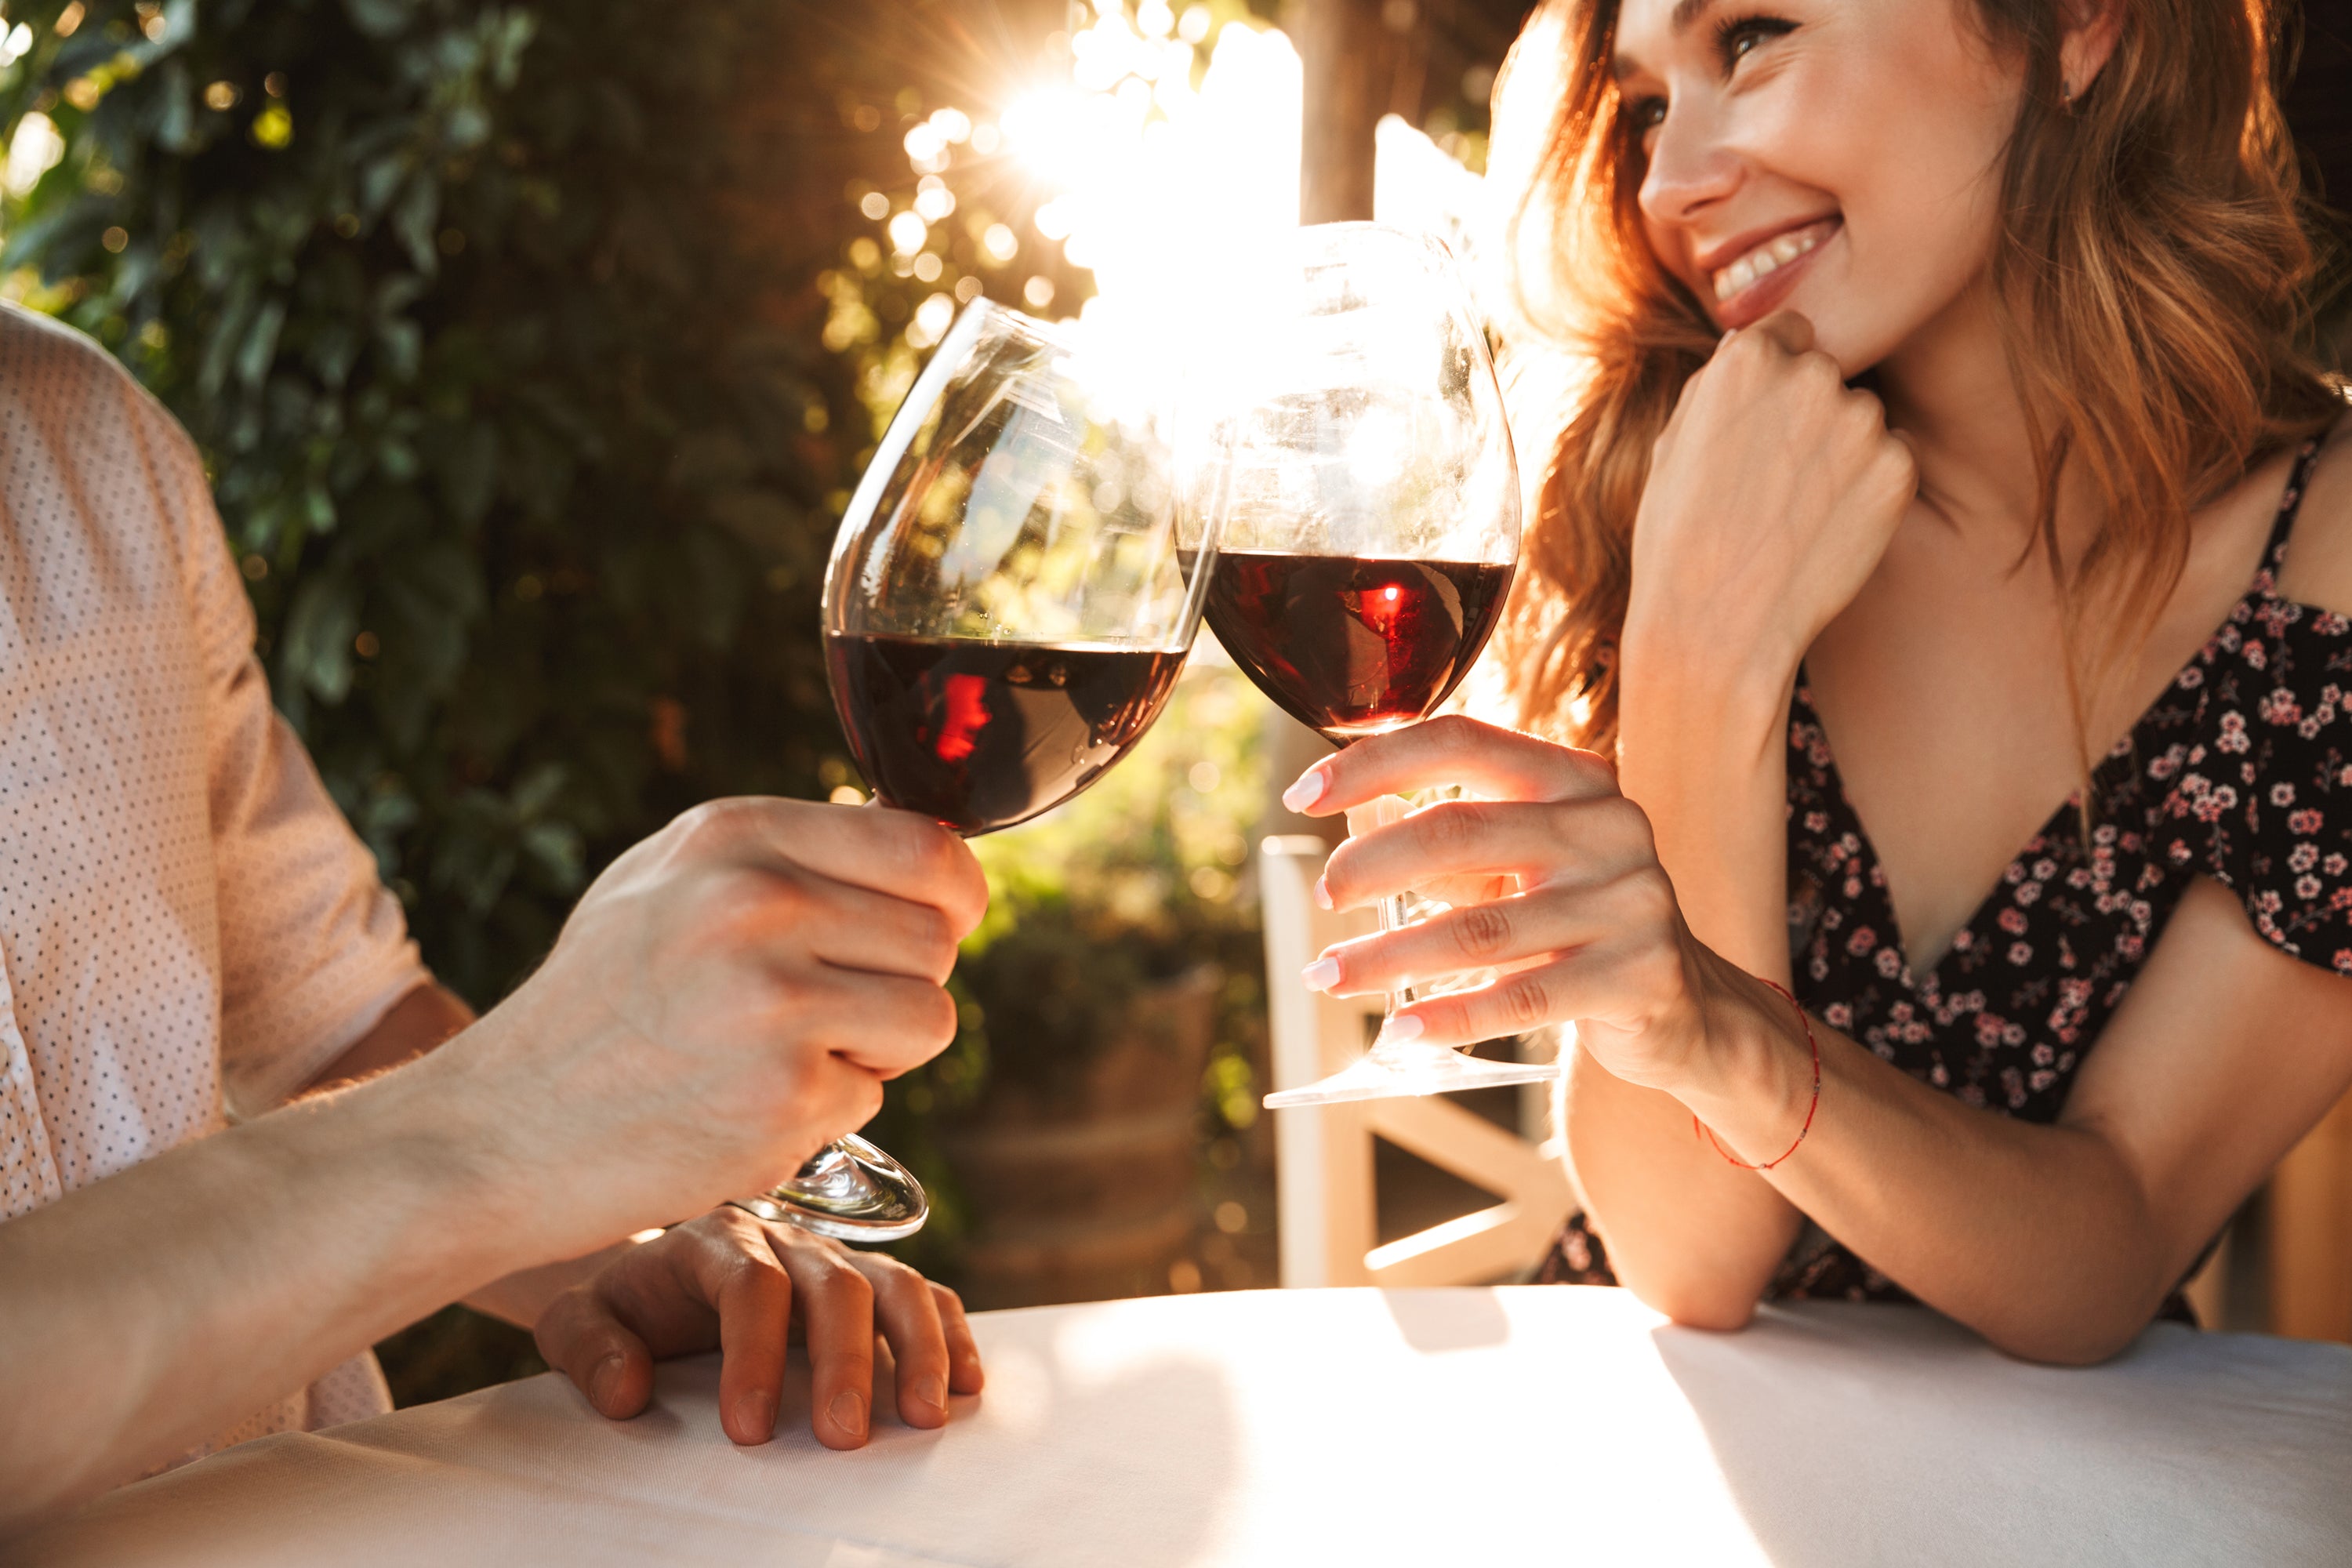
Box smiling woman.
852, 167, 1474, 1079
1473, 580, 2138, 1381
1269, 0, 2352, 1366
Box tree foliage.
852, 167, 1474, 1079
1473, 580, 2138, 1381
0, 0, 879, 1000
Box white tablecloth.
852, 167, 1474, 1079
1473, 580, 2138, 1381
20, 1286, 2352, 1566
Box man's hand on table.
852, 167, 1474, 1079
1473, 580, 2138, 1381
534, 1207, 983, 1449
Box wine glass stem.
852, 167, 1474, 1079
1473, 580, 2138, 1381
1376, 889, 1417, 1039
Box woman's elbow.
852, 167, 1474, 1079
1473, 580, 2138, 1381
1622, 1269, 1766, 1333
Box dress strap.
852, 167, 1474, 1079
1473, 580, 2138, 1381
2259, 434, 2330, 577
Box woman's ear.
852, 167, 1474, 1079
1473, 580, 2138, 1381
2056, 0, 2124, 103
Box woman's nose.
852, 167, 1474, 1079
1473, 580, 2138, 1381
1637, 100, 1742, 230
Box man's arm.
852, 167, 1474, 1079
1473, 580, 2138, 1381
0, 797, 987, 1536
302, 983, 643, 1330
303, 982, 475, 1094
0, 1049, 523, 1526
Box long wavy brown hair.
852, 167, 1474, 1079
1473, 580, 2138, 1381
1488, 0, 2345, 755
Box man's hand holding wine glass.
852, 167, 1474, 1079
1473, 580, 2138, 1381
435, 797, 989, 1261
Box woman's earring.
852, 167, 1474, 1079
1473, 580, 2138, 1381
2060, 77, 2074, 103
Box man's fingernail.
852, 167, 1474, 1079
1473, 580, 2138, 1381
1385, 1013, 1425, 1042
1301, 956, 1341, 992
590, 1353, 626, 1413
1283, 770, 1327, 812
1313, 876, 1332, 910
829, 1388, 867, 1437
734, 1389, 777, 1442
915, 1374, 947, 1414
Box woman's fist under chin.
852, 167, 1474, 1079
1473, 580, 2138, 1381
1628, 309, 1918, 677
434, 797, 987, 1255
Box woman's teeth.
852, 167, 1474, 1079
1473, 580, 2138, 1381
1711, 226, 1826, 303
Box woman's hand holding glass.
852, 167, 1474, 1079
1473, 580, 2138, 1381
1285, 717, 1809, 1133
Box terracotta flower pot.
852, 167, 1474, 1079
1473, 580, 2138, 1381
942, 964, 1222, 1308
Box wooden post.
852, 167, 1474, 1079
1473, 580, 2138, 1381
1293, 0, 1388, 223
2270, 1092, 2352, 1341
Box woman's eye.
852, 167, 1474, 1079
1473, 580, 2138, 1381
1715, 14, 1796, 71
1626, 96, 1668, 135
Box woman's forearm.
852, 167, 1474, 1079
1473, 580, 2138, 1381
0, 1051, 533, 1530
1672, 964, 2165, 1363
1614, 616, 1797, 978
1575, 622, 1804, 1318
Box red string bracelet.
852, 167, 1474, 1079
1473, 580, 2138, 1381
1692, 976, 1820, 1171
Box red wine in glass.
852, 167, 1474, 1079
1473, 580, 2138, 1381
827, 633, 1188, 835
1204, 550, 1513, 744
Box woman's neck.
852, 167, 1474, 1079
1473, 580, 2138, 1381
1870, 278, 2093, 561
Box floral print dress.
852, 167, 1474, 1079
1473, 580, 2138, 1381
1539, 437, 2347, 1315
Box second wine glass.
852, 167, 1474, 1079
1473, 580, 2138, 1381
1198, 223, 1552, 1109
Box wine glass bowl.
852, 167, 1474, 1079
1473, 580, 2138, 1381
1193, 223, 1545, 1109
826, 302, 1201, 835
749, 299, 1214, 1240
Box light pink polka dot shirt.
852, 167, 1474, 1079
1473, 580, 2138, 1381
0, 305, 430, 1463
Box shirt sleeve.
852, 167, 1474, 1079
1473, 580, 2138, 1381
135, 395, 430, 1116
2157, 617, 2352, 978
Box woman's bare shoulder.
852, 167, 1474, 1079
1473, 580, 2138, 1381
2274, 408, 2352, 614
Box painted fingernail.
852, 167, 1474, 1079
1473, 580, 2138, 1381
1283, 770, 1327, 812
1313, 876, 1332, 911
829, 1388, 868, 1438
734, 1389, 777, 1442
1384, 1013, 1426, 1041
914, 1374, 948, 1414
1300, 956, 1341, 992
590, 1353, 626, 1413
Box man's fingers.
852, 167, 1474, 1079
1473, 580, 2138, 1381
934, 1281, 985, 1396
680, 1218, 795, 1446
534, 1290, 658, 1422
847, 1253, 954, 1430
1279, 716, 1616, 820
786, 970, 959, 1080
770, 1232, 877, 1450
684, 797, 989, 937
800, 877, 963, 985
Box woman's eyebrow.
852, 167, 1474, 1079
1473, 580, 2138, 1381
1614, 0, 1723, 78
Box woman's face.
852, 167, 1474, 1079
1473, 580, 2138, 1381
1611, 0, 2024, 372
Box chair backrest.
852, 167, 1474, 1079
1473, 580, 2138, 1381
1259, 835, 1577, 1287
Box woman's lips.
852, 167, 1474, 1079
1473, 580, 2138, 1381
1706, 217, 1841, 330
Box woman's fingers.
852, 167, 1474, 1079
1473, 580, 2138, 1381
1280, 715, 1616, 818
843, 1252, 954, 1429
1318, 795, 1653, 914
1396, 956, 1590, 1048
1306, 883, 1620, 999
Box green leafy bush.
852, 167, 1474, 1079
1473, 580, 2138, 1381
0, 0, 878, 999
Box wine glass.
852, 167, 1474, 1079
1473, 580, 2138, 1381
1198, 223, 1550, 1109
730, 298, 1217, 1240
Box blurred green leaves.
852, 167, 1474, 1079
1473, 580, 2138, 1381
0, 0, 871, 1001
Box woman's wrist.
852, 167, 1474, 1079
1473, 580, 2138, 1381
1668, 956, 1820, 1164
1619, 604, 1802, 735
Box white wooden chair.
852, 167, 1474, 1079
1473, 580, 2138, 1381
1259, 834, 1578, 1287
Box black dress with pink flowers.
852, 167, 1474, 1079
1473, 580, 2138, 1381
1538, 436, 2347, 1313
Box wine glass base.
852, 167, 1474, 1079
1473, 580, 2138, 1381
728, 1133, 928, 1243
1262, 1039, 1564, 1108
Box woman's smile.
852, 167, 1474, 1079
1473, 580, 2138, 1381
1699, 214, 1842, 328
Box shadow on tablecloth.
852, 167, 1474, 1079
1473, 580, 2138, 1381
1652, 1301, 2352, 1568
